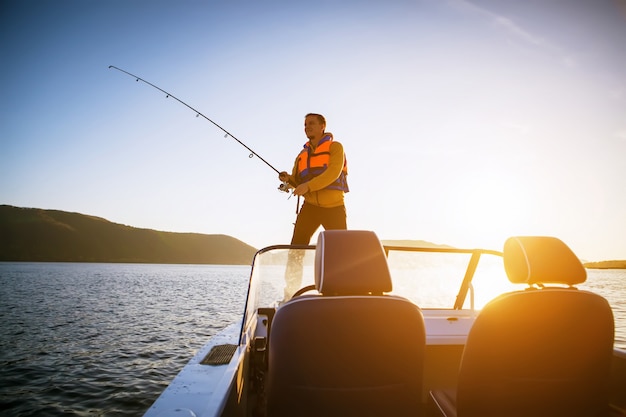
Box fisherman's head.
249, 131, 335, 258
304, 113, 326, 142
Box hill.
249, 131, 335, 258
0, 205, 257, 265
381, 239, 454, 249
583, 260, 626, 270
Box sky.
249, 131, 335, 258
1, 0, 625, 262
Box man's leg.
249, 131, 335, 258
284, 203, 321, 300
321, 205, 347, 231
290, 202, 321, 244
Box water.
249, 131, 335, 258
0, 262, 624, 416
579, 268, 626, 349
0, 263, 249, 417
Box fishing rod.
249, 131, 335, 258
109, 65, 293, 192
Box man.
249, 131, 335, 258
278, 113, 349, 299
279, 113, 349, 245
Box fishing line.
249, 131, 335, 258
108, 65, 282, 175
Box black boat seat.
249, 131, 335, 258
266, 230, 426, 417
429, 236, 615, 417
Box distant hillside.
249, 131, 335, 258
382, 239, 454, 249
0, 205, 257, 265
583, 260, 626, 270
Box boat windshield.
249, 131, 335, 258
240, 244, 517, 341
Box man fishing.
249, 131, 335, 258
111, 69, 349, 295
278, 113, 349, 299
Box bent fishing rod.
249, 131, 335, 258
109, 65, 293, 192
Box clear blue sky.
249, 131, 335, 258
2, 0, 625, 261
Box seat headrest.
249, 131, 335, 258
315, 230, 392, 295
503, 236, 586, 286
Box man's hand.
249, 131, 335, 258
278, 171, 290, 182
293, 183, 310, 196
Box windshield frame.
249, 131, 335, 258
239, 244, 506, 344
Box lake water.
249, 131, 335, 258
0, 262, 624, 416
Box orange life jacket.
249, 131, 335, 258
296, 135, 349, 192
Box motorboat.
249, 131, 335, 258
142, 230, 626, 417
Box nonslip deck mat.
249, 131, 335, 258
200, 344, 237, 365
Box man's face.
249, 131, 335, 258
304, 115, 325, 140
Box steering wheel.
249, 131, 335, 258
291, 284, 317, 299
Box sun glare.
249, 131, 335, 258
451, 174, 530, 249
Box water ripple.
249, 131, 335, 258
0, 263, 248, 417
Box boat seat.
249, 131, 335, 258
429, 236, 615, 417
266, 230, 426, 417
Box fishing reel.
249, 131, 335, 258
278, 182, 294, 193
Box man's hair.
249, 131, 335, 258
305, 113, 326, 126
